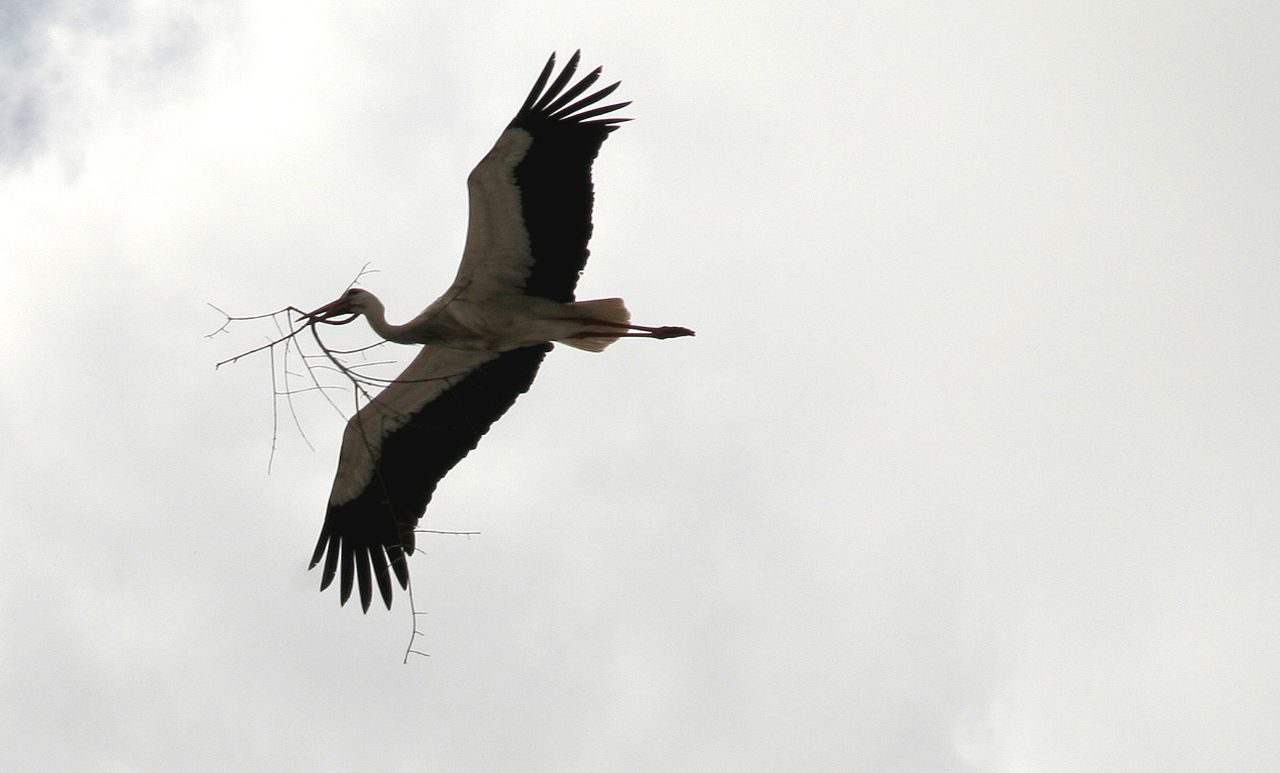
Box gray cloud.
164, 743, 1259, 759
0, 0, 225, 171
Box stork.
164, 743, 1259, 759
303, 51, 693, 611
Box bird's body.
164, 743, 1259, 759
304, 51, 693, 611
350, 286, 636, 351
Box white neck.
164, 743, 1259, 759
360, 296, 412, 342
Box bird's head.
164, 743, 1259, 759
305, 287, 378, 324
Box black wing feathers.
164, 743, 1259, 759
541, 67, 602, 115
310, 345, 551, 611
510, 51, 630, 303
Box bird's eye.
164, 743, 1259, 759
345, 289, 360, 298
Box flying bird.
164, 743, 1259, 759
303, 51, 694, 611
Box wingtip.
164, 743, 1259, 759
308, 542, 325, 571
388, 545, 411, 590
311, 524, 410, 610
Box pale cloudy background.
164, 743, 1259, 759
2, 1, 1278, 770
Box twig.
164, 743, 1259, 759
403, 579, 430, 663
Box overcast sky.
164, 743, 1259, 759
2, 1, 1278, 771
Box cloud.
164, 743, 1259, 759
0, 0, 231, 172
2, 1, 1279, 771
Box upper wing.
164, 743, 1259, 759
455, 50, 631, 303
309, 343, 551, 611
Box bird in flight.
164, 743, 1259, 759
303, 51, 694, 611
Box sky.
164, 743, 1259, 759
1, 0, 1278, 770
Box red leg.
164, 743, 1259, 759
563, 318, 695, 339
570, 328, 694, 340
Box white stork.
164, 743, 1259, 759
303, 51, 693, 611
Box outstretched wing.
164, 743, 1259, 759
455, 50, 631, 303
309, 343, 551, 611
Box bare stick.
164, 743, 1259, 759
278, 325, 316, 453
267, 344, 281, 473
403, 580, 430, 663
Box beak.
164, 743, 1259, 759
303, 296, 355, 324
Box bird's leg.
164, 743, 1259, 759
569, 318, 695, 340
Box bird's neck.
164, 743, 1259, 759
363, 301, 413, 343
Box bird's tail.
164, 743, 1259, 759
560, 297, 631, 352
